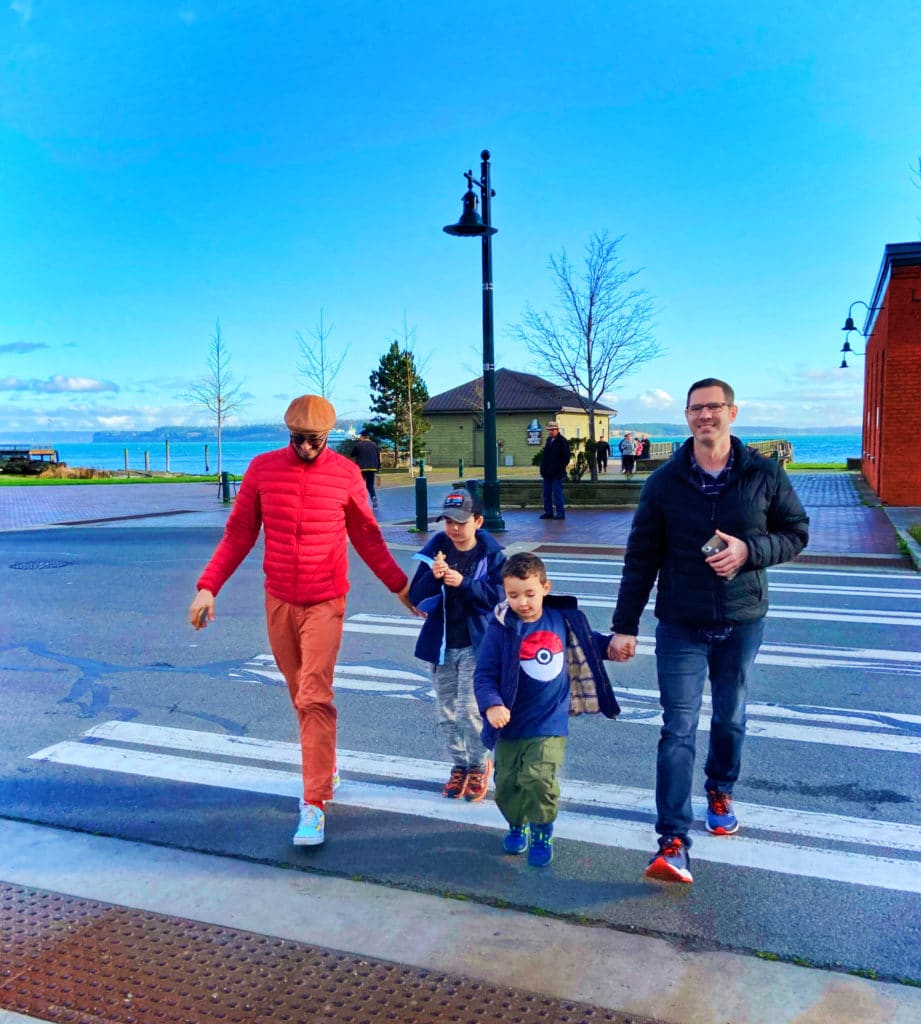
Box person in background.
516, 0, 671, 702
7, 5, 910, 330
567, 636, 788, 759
609, 378, 809, 884
352, 430, 382, 509
619, 431, 637, 475
595, 432, 610, 474
189, 394, 419, 849
475, 553, 620, 866
409, 488, 506, 802
539, 421, 571, 520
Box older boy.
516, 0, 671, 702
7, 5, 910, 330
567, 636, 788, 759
474, 553, 620, 866
409, 489, 506, 801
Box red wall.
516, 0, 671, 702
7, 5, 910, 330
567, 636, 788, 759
862, 262, 921, 505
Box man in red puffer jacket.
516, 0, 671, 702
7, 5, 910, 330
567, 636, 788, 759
189, 394, 419, 848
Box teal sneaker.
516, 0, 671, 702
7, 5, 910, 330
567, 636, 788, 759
503, 824, 530, 855
528, 823, 554, 866
293, 801, 325, 846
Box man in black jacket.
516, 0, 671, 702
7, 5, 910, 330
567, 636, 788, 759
538, 421, 571, 520
609, 378, 809, 884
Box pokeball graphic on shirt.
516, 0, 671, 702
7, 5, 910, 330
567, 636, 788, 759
519, 630, 565, 681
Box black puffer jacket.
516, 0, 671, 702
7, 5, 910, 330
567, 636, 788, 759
611, 437, 809, 633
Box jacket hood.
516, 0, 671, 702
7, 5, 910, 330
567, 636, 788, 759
492, 591, 579, 628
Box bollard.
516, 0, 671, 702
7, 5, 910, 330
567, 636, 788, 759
458, 457, 464, 478
220, 471, 231, 503
414, 465, 428, 532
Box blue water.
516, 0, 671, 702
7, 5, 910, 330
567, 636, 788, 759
48, 432, 861, 474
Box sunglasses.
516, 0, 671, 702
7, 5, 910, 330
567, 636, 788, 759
290, 432, 328, 447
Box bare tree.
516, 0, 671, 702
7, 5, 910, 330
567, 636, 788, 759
296, 310, 348, 398
512, 232, 661, 481
183, 319, 248, 478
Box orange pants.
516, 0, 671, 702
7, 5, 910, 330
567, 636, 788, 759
265, 593, 346, 806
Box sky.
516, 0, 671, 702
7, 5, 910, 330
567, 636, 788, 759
2, 1, 919, 440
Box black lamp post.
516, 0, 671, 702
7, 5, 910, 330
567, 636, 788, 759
443, 149, 505, 532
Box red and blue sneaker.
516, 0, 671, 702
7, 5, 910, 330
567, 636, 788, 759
644, 836, 693, 883
706, 789, 739, 835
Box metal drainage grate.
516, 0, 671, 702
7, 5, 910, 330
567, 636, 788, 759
9, 559, 74, 570
0, 883, 667, 1024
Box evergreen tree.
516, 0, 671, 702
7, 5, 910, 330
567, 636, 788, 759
368, 341, 430, 470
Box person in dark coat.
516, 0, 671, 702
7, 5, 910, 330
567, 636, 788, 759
595, 432, 610, 473
609, 378, 809, 885
538, 421, 571, 520
352, 430, 382, 508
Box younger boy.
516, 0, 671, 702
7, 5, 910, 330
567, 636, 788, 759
409, 489, 506, 801
474, 553, 620, 866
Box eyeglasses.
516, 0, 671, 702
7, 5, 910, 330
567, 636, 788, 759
290, 432, 328, 447
686, 402, 729, 415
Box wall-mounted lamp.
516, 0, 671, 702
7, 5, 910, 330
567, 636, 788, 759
840, 299, 881, 336
839, 337, 865, 369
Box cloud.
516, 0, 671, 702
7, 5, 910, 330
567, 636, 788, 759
638, 388, 675, 409
10, 0, 32, 24
0, 342, 48, 355
0, 376, 119, 394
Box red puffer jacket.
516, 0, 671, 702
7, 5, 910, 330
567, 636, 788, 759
196, 445, 407, 604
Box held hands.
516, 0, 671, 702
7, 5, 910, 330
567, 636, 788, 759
395, 582, 425, 618
189, 589, 215, 630
705, 529, 748, 579
486, 704, 511, 729
608, 633, 637, 662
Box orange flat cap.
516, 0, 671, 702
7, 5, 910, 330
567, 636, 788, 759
284, 395, 337, 432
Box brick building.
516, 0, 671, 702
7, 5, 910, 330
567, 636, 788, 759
857, 242, 921, 506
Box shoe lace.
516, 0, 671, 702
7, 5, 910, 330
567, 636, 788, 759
708, 791, 732, 816
659, 837, 684, 858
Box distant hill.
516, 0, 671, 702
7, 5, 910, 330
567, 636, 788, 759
92, 422, 365, 443
616, 423, 860, 436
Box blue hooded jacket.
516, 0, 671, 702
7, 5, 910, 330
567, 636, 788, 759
408, 530, 506, 666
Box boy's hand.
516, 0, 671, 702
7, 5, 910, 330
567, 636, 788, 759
608, 633, 637, 662
485, 705, 510, 728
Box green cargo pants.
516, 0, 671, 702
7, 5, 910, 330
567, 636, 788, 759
494, 734, 567, 827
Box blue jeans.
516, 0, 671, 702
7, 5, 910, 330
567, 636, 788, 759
653, 618, 765, 845
542, 476, 564, 516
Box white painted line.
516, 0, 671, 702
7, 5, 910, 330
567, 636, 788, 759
40, 723, 921, 853
28, 737, 921, 895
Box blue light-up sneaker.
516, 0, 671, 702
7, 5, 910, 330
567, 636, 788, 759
528, 823, 554, 867
503, 824, 530, 855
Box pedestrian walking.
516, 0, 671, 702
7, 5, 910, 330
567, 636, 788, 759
609, 378, 809, 883
188, 394, 420, 848
619, 431, 637, 475
409, 489, 506, 802
539, 421, 571, 520
352, 430, 382, 508
475, 553, 620, 866
595, 433, 610, 474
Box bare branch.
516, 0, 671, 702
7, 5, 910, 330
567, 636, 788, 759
296, 310, 349, 398
511, 232, 663, 480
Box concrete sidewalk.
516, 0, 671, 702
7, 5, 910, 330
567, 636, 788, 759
1, 472, 920, 1023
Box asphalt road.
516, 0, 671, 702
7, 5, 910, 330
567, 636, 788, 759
1, 525, 919, 984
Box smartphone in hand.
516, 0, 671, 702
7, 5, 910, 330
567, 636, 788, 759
701, 535, 728, 556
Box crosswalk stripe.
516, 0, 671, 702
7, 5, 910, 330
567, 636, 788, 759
343, 614, 921, 666
28, 725, 921, 894
228, 651, 921, 753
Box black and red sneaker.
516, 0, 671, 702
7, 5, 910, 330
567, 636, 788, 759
464, 760, 493, 803
644, 836, 693, 883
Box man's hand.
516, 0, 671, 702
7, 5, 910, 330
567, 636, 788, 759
395, 582, 425, 618
608, 633, 637, 662
486, 705, 510, 729
706, 529, 748, 578
189, 589, 215, 630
